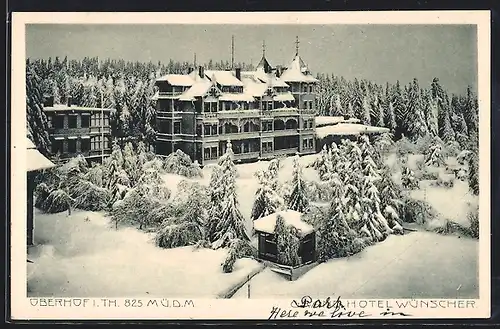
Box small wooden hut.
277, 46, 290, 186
253, 210, 317, 280
26, 138, 56, 246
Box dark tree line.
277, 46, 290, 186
315, 73, 479, 150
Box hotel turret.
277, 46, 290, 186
153, 37, 318, 165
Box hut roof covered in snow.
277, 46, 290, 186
253, 210, 314, 237
316, 123, 390, 139
26, 138, 56, 172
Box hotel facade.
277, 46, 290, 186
153, 47, 318, 165
43, 96, 115, 162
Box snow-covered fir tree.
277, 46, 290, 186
206, 164, 224, 242
212, 141, 249, 248
250, 163, 285, 221
287, 155, 310, 213
424, 139, 445, 167
26, 67, 51, 155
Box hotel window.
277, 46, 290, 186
81, 115, 90, 128
53, 116, 64, 129
68, 116, 77, 128
91, 136, 103, 150
309, 139, 314, 149
174, 122, 181, 134
204, 148, 210, 160
68, 139, 77, 153
204, 124, 211, 136
212, 125, 218, 135
196, 124, 202, 136
211, 147, 217, 159
81, 139, 90, 152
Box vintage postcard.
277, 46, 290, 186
10, 11, 491, 320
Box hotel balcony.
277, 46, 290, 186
269, 108, 300, 117
157, 91, 183, 99
272, 148, 299, 157
217, 110, 261, 119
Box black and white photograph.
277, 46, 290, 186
11, 11, 491, 320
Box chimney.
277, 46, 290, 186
235, 67, 241, 81
67, 96, 73, 107
198, 66, 205, 78
43, 95, 54, 107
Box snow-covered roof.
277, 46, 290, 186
242, 79, 268, 97
280, 54, 319, 83
253, 209, 315, 237
273, 93, 295, 102
178, 81, 213, 101
315, 116, 346, 127
26, 138, 56, 172
254, 70, 289, 88
316, 123, 390, 139
205, 70, 244, 87
43, 104, 116, 113
156, 74, 195, 87
219, 93, 255, 102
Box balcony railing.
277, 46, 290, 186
270, 108, 299, 116
218, 110, 261, 119
220, 131, 260, 140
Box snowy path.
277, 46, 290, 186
232, 231, 478, 299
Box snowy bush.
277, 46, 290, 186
111, 188, 164, 230
467, 205, 479, 239
419, 168, 440, 181
373, 132, 395, 155
42, 189, 73, 214
424, 143, 445, 167
72, 180, 112, 211
430, 176, 455, 189
457, 150, 472, 165
401, 166, 420, 190
163, 149, 203, 178
394, 135, 417, 156
155, 222, 203, 249
34, 183, 51, 209
222, 248, 238, 273
401, 197, 437, 225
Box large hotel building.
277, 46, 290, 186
153, 42, 318, 165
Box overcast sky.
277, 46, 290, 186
26, 24, 477, 95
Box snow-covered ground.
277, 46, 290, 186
28, 152, 479, 298
28, 209, 262, 297
233, 231, 478, 299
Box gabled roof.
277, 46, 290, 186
280, 54, 319, 83
156, 74, 195, 87
205, 70, 244, 87
178, 81, 213, 101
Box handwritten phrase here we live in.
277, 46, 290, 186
268, 296, 412, 320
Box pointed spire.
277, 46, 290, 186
194, 53, 197, 67
295, 36, 300, 55
262, 40, 266, 57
